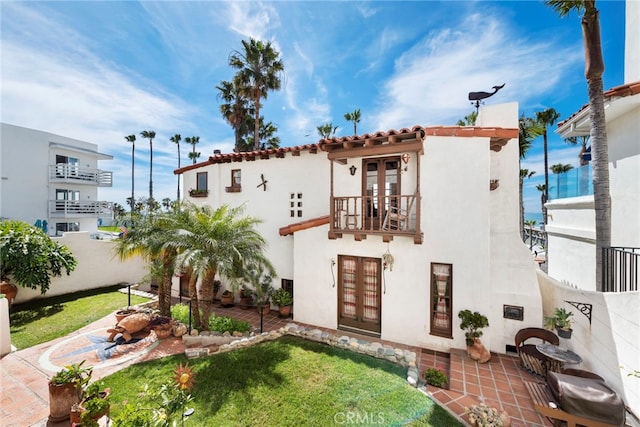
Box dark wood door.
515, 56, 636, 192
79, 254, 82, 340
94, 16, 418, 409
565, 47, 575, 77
338, 255, 381, 334
363, 157, 401, 230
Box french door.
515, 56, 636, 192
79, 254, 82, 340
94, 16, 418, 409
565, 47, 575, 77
363, 157, 401, 230
338, 255, 381, 335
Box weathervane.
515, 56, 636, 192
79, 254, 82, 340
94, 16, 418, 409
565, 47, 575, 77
468, 83, 505, 113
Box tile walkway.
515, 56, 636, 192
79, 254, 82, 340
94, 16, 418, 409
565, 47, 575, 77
1, 298, 552, 427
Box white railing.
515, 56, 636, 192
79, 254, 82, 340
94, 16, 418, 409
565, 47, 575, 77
49, 164, 113, 187
49, 200, 113, 217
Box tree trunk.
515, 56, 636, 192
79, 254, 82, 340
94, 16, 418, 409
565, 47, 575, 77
187, 267, 201, 329
159, 252, 175, 316
253, 90, 261, 151
588, 76, 611, 291
199, 269, 217, 331
543, 130, 549, 225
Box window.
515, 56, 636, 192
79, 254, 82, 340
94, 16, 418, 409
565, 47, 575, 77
338, 255, 381, 335
196, 172, 208, 191
226, 169, 242, 192
430, 263, 453, 338
55, 189, 80, 211
55, 222, 79, 236
290, 193, 303, 217
55, 155, 79, 177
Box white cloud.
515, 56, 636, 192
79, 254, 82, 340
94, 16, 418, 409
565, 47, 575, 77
223, 1, 281, 40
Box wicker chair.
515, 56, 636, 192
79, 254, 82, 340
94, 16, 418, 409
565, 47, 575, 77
515, 327, 560, 377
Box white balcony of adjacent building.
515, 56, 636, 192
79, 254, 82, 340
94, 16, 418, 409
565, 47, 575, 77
49, 200, 113, 217
49, 164, 113, 187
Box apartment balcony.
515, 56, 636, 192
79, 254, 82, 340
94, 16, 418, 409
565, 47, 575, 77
548, 164, 592, 200
49, 164, 113, 187
329, 194, 422, 244
49, 200, 113, 217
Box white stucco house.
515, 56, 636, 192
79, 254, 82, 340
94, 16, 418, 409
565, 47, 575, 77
0, 123, 114, 236
176, 102, 547, 358
537, 0, 639, 418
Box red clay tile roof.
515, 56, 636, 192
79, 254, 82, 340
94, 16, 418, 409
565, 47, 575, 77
174, 144, 319, 174
557, 80, 640, 127
279, 215, 330, 236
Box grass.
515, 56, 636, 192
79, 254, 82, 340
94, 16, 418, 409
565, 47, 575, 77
9, 285, 150, 349
103, 336, 461, 426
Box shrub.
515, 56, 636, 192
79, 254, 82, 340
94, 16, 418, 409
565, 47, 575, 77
423, 367, 448, 388
458, 309, 489, 346
209, 315, 251, 334
170, 303, 192, 325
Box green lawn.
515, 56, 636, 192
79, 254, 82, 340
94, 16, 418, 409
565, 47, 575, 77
103, 336, 461, 426
9, 286, 150, 349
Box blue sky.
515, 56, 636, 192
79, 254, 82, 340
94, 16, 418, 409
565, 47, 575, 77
0, 1, 626, 219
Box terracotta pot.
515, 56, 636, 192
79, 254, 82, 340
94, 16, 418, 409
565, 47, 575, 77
0, 280, 18, 307
220, 293, 234, 306
278, 305, 292, 318
49, 382, 81, 422
115, 310, 134, 323
467, 338, 491, 363
240, 296, 253, 310
257, 302, 270, 315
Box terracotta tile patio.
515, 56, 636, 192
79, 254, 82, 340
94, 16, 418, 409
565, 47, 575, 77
0, 299, 552, 427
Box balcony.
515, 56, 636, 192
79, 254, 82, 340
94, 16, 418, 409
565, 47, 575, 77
603, 247, 639, 292
49, 164, 113, 187
548, 164, 592, 200
49, 200, 113, 217
329, 194, 422, 244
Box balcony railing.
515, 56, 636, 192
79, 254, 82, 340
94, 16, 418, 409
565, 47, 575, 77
330, 194, 421, 242
548, 164, 592, 200
603, 247, 639, 292
49, 200, 113, 217
49, 164, 113, 187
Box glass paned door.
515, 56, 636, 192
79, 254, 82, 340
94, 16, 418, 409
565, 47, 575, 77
363, 158, 400, 230
338, 255, 381, 334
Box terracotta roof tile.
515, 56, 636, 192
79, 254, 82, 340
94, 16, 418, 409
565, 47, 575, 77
557, 80, 640, 127
279, 215, 330, 236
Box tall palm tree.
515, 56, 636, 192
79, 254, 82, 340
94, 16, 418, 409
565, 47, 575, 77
518, 114, 543, 238
535, 184, 547, 227
244, 116, 280, 150
217, 79, 253, 152
550, 163, 575, 199
546, 0, 610, 291
344, 109, 361, 135
124, 134, 136, 216
534, 108, 560, 225
229, 38, 284, 151
550, 163, 574, 175
317, 123, 338, 139
524, 219, 537, 250
140, 130, 156, 200
520, 169, 536, 240
185, 136, 200, 164
456, 111, 477, 126
169, 203, 275, 330
170, 134, 182, 200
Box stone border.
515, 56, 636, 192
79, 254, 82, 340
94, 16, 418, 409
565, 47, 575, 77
181, 322, 421, 389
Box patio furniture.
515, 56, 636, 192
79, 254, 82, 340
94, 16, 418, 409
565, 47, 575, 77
536, 343, 582, 373
515, 327, 560, 377
525, 380, 622, 427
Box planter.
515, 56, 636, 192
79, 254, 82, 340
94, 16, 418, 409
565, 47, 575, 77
466, 338, 491, 364
70, 389, 111, 425
257, 302, 270, 316
240, 296, 253, 310
0, 280, 18, 307
220, 292, 234, 306
556, 327, 573, 339
278, 305, 292, 318
49, 382, 82, 422
115, 309, 135, 323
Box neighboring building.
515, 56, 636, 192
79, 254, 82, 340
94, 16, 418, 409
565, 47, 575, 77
0, 123, 113, 236
539, 0, 639, 418
176, 102, 543, 358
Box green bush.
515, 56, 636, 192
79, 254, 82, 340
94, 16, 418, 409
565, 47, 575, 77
170, 304, 250, 334
423, 367, 448, 388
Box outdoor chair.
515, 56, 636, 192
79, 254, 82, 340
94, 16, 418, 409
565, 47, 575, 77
382, 193, 416, 231
515, 327, 560, 377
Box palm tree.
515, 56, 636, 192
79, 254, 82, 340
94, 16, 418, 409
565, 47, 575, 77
217, 79, 253, 152
125, 135, 136, 215
546, 0, 610, 290
550, 163, 575, 199
169, 203, 275, 330
534, 108, 560, 225
457, 111, 477, 126
518, 114, 543, 238
185, 136, 200, 164
520, 169, 536, 240
229, 38, 284, 151
317, 123, 338, 139
535, 184, 547, 226
524, 219, 537, 250
140, 130, 156, 200
170, 134, 182, 200
344, 109, 361, 135
244, 117, 280, 150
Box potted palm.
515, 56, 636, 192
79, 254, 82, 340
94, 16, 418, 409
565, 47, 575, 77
544, 307, 574, 339
220, 289, 234, 306
270, 288, 293, 318
240, 286, 253, 309
0, 220, 77, 307
254, 276, 274, 316
48, 361, 93, 422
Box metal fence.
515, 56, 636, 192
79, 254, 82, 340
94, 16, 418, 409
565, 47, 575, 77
603, 247, 639, 292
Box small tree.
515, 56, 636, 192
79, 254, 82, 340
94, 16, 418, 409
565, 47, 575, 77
458, 309, 489, 346
0, 220, 77, 294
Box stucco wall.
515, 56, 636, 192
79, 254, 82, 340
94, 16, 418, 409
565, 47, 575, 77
12, 232, 147, 304
537, 269, 640, 419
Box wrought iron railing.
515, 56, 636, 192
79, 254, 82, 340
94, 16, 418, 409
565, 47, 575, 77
603, 247, 639, 292
49, 164, 113, 187
331, 194, 419, 235
49, 200, 113, 217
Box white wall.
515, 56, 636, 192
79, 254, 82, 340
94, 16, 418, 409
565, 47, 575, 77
626, 0, 640, 83
537, 270, 640, 419
12, 232, 147, 304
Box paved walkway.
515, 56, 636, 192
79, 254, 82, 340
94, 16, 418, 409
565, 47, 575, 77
1, 299, 551, 427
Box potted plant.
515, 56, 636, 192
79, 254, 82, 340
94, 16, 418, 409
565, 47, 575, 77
220, 289, 234, 306
48, 361, 93, 422
458, 309, 491, 363
240, 286, 253, 309
271, 288, 293, 318
254, 276, 274, 315
70, 381, 111, 426
0, 220, 77, 307
544, 307, 574, 339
